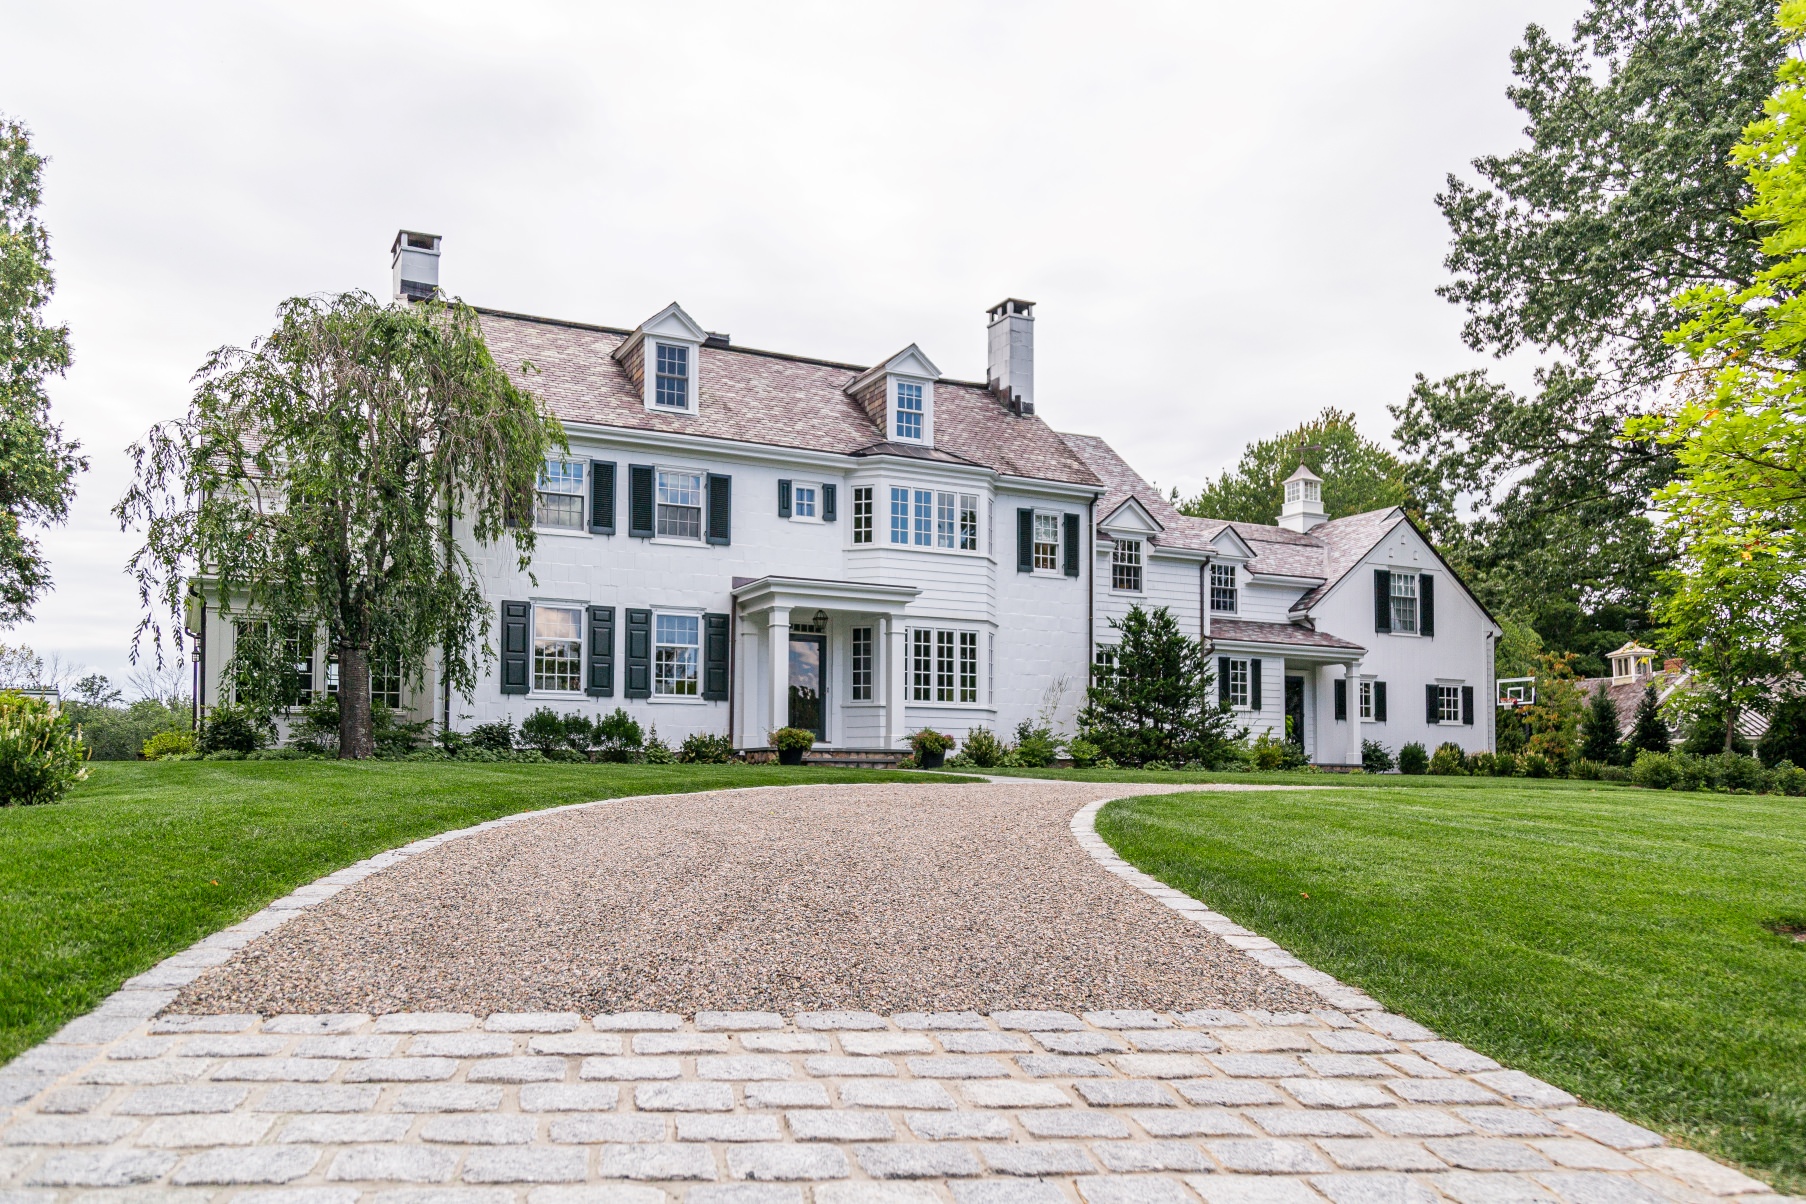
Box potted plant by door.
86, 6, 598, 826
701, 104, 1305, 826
769, 727, 817, 766
910, 728, 955, 770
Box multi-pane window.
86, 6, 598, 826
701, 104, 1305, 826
326, 647, 404, 709
895, 381, 924, 440
656, 470, 704, 540
1389, 572, 1419, 634
910, 628, 977, 703
1094, 646, 1118, 686
936, 492, 956, 548
655, 614, 700, 696
654, 343, 689, 408
883, 486, 979, 552
535, 460, 585, 530
1210, 563, 1238, 612
793, 485, 817, 519
853, 487, 874, 544
913, 489, 933, 546
1438, 684, 1462, 724
1226, 657, 1251, 709
1359, 679, 1373, 721
234, 620, 315, 705
890, 487, 911, 545
1112, 539, 1143, 592
533, 607, 583, 692
959, 495, 979, 550
851, 626, 874, 701
1033, 512, 1060, 571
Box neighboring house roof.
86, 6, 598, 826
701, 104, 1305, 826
1208, 619, 1365, 652
475, 308, 1101, 487
1579, 669, 1770, 742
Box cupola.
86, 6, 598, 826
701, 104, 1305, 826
1277, 463, 1327, 532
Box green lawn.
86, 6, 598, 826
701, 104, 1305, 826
1096, 780, 1806, 1192
0, 760, 962, 1066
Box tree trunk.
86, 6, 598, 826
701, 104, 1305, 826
1724, 699, 1740, 754
338, 643, 375, 759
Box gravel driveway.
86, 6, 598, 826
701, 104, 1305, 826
173, 780, 1320, 1017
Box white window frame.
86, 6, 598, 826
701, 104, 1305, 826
791, 483, 820, 522
1389, 571, 1419, 635
1094, 645, 1118, 687
885, 483, 981, 555
1210, 562, 1238, 613
535, 459, 585, 532
653, 611, 703, 700
889, 377, 933, 444
850, 625, 875, 702
650, 341, 697, 413
1437, 683, 1462, 725
1032, 511, 1061, 573
1226, 656, 1252, 710
1111, 538, 1143, 592
1358, 678, 1373, 722
532, 604, 584, 695
327, 646, 404, 709
852, 486, 874, 545
908, 626, 981, 704
654, 467, 706, 543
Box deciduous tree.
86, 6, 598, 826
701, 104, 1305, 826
117, 292, 562, 758
1178, 408, 1420, 526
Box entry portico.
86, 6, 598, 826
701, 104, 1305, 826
731, 575, 921, 751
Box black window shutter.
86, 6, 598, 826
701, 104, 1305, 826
1250, 659, 1262, 711
628, 465, 655, 538
1063, 513, 1080, 577
500, 601, 530, 695
702, 612, 730, 701
1420, 573, 1436, 637
1375, 681, 1388, 722
586, 606, 615, 696
1017, 509, 1034, 572
822, 483, 837, 523
1426, 684, 1439, 724
1374, 569, 1391, 633
624, 609, 652, 699
590, 461, 616, 535
1218, 657, 1231, 705
1462, 685, 1475, 725
706, 474, 732, 546
1335, 678, 1347, 721
778, 479, 792, 519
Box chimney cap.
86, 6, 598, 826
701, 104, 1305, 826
390, 230, 442, 261
987, 298, 1036, 320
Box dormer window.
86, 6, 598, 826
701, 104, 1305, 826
895, 382, 924, 440
654, 344, 690, 409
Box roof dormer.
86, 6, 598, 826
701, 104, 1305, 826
1099, 496, 1164, 541
845, 345, 941, 447
612, 302, 709, 416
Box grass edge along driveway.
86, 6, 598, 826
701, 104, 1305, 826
1095, 781, 1806, 1194
0, 760, 971, 1067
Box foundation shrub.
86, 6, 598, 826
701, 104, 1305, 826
467, 720, 516, 752
677, 733, 734, 764
1398, 742, 1429, 775
596, 708, 644, 762
1361, 739, 1394, 773
962, 726, 1007, 768
1428, 742, 1468, 775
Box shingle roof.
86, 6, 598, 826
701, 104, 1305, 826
1056, 433, 1223, 552
476, 308, 1101, 487
1286, 508, 1407, 610
1208, 618, 1365, 652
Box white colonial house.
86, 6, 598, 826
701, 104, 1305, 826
192, 232, 1501, 765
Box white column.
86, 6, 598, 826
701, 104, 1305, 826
734, 613, 757, 747
886, 618, 909, 748
1317, 663, 1339, 766
767, 614, 790, 743
1346, 661, 1364, 768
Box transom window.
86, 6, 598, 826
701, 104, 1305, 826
533, 607, 583, 693
895, 381, 924, 440
1389, 571, 1419, 634
1226, 657, 1251, 709
1033, 512, 1060, 571
1438, 684, 1461, 724
793, 485, 818, 519
851, 626, 874, 701
656, 470, 704, 540
1359, 679, 1373, 721
887, 486, 979, 551
910, 627, 979, 703
536, 460, 585, 530
852, 487, 874, 544
654, 343, 690, 409
1210, 563, 1238, 613
1111, 539, 1143, 592
655, 614, 700, 696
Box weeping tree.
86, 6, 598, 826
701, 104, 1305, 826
116, 292, 562, 758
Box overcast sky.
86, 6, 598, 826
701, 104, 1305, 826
7, 0, 1583, 691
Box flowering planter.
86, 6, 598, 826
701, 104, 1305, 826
918, 749, 945, 769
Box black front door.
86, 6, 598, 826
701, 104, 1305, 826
788, 633, 826, 739
1284, 675, 1306, 748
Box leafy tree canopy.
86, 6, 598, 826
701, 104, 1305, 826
1177, 408, 1418, 526
117, 292, 563, 758
1393, 0, 1789, 625
0, 115, 86, 623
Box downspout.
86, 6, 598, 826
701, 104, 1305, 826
196, 599, 207, 729
1086, 498, 1095, 683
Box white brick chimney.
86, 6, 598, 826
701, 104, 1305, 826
391, 230, 441, 303
987, 298, 1035, 415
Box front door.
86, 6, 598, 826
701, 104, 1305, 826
1284, 675, 1306, 748
788, 633, 826, 740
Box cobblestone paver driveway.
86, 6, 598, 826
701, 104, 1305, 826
0, 782, 1784, 1204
